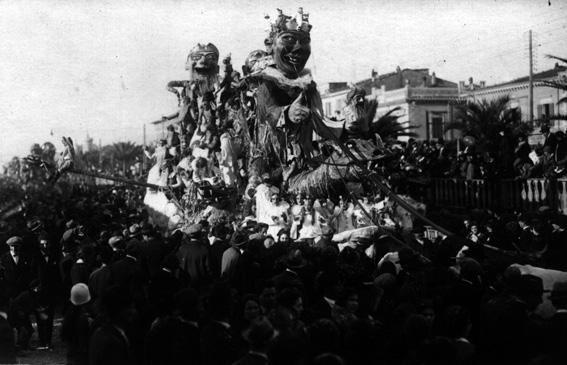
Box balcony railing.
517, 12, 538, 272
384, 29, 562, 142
429, 178, 567, 215
408, 87, 459, 99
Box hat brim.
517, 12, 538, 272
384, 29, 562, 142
286, 258, 308, 270
230, 239, 249, 247
242, 327, 279, 346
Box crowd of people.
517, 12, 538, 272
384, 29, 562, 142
0, 179, 567, 365
390, 124, 567, 181
4, 4, 567, 363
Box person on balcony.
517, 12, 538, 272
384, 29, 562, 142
554, 131, 567, 176
514, 134, 532, 177
462, 154, 478, 181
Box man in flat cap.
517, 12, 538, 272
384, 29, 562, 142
176, 224, 211, 288
0, 237, 33, 300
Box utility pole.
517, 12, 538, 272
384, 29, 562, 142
98, 138, 102, 169
142, 124, 146, 176
528, 29, 534, 125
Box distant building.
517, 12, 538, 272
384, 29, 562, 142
320, 67, 459, 141
85, 132, 95, 152
459, 64, 567, 133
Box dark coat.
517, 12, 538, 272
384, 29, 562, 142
59, 254, 76, 297
177, 239, 211, 285
209, 238, 229, 279
147, 269, 181, 314
33, 254, 62, 304
200, 321, 240, 365
272, 269, 304, 292
88, 265, 111, 312
110, 256, 144, 290
145, 316, 200, 365
8, 289, 37, 328
304, 296, 333, 323
139, 238, 164, 279
61, 306, 91, 365
109, 256, 146, 308
221, 247, 241, 280
0, 314, 16, 364
70, 260, 91, 285
89, 323, 131, 365
0, 252, 32, 299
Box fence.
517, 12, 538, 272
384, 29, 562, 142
430, 178, 567, 215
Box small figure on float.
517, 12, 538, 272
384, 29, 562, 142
144, 139, 170, 187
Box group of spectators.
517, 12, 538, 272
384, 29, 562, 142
389, 124, 567, 181
1, 179, 567, 365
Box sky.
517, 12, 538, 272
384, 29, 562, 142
1, 0, 566, 166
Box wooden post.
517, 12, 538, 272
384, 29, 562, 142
142, 124, 146, 176
529, 29, 534, 125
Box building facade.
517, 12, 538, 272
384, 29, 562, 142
320, 67, 459, 141
458, 64, 567, 133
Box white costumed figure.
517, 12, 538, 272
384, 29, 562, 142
219, 128, 238, 186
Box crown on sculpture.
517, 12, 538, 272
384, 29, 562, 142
265, 7, 312, 40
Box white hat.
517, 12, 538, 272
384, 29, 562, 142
70, 283, 91, 306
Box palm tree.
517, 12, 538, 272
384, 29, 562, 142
107, 142, 143, 175
369, 102, 418, 142
541, 55, 567, 91
6, 157, 21, 178
81, 149, 101, 170
445, 94, 530, 152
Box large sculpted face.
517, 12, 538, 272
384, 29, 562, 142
186, 43, 219, 76
272, 31, 311, 77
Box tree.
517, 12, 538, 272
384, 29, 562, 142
107, 141, 143, 175
369, 102, 418, 142
6, 157, 21, 177
445, 95, 530, 153
81, 149, 101, 170
541, 55, 567, 91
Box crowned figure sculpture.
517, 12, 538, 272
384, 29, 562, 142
245, 8, 385, 198
247, 8, 343, 190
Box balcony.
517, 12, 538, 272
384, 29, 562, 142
408, 87, 459, 100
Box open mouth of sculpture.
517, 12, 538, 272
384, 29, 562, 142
284, 54, 306, 66
195, 65, 211, 71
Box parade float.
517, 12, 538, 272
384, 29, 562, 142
138, 8, 441, 239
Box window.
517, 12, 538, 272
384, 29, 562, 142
537, 102, 554, 119
427, 112, 447, 140
325, 102, 332, 116
558, 99, 567, 115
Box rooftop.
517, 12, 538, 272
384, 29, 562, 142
323, 67, 457, 95
477, 64, 567, 90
